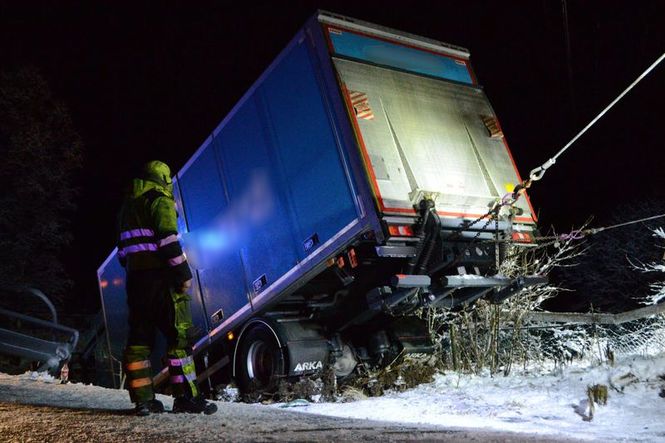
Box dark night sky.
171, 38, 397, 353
1, 1, 664, 312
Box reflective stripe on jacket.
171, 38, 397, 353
117, 178, 192, 283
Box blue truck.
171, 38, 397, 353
97, 11, 544, 394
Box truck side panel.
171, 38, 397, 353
173, 177, 209, 334
305, 16, 384, 240
212, 94, 302, 306
97, 250, 128, 383
259, 37, 360, 263
175, 29, 366, 344
176, 138, 249, 330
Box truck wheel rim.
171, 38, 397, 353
246, 340, 274, 384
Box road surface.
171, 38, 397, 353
0, 374, 580, 442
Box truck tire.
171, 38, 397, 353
234, 320, 286, 395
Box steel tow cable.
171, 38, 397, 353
508, 52, 665, 204
541, 212, 665, 242
484, 212, 665, 245
436, 52, 665, 267
528, 52, 665, 183
495, 52, 665, 246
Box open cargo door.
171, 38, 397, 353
325, 26, 536, 224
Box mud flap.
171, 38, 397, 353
388, 316, 434, 358
271, 320, 330, 377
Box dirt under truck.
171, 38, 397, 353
96, 11, 545, 395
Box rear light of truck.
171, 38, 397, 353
328, 249, 359, 269
388, 225, 415, 237
348, 248, 358, 268
512, 231, 533, 243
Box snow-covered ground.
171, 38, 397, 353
0, 372, 570, 442
285, 355, 665, 442
0, 355, 662, 441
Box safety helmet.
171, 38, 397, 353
142, 160, 172, 187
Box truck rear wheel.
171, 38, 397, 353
234, 321, 286, 395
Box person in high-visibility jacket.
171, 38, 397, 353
118, 160, 216, 416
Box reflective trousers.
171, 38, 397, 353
122, 269, 199, 403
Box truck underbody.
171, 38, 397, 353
217, 199, 546, 395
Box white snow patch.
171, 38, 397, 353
19, 370, 58, 383
5, 356, 665, 441
281, 355, 665, 442
653, 227, 665, 240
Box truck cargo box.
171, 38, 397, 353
96, 11, 540, 390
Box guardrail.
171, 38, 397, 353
0, 288, 79, 372
523, 303, 665, 325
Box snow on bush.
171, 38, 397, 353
629, 226, 665, 305
295, 354, 665, 442
424, 229, 588, 374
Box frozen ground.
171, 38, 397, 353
290, 355, 665, 442
0, 372, 574, 443
0, 355, 662, 442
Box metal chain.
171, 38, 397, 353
434, 208, 499, 275
495, 213, 501, 271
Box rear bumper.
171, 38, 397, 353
368, 273, 547, 313
431, 275, 548, 308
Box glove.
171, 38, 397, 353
176, 279, 192, 293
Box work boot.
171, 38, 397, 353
172, 395, 218, 415
134, 399, 165, 416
